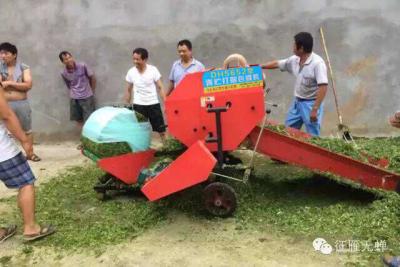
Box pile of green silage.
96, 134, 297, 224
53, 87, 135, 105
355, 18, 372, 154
81, 136, 186, 160
81, 136, 132, 159
155, 138, 186, 157
265, 124, 400, 173
309, 137, 400, 171
355, 137, 400, 171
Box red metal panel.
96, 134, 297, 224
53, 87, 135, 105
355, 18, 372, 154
249, 126, 400, 191
141, 141, 217, 201
98, 150, 155, 185
166, 71, 264, 152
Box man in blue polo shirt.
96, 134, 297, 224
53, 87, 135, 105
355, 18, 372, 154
262, 32, 328, 136
168, 39, 205, 95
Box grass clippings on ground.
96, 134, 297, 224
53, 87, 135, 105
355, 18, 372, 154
1, 135, 399, 266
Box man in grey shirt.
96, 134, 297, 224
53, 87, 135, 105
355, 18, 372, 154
262, 32, 328, 136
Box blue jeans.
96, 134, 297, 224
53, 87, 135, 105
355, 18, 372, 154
285, 98, 324, 136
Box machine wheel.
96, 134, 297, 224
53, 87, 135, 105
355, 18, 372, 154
203, 182, 237, 217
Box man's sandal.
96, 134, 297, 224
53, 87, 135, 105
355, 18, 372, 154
23, 224, 56, 242
0, 225, 17, 244
28, 153, 42, 162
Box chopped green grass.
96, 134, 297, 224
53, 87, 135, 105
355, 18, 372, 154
355, 137, 400, 170
0, 256, 12, 266
1, 135, 399, 266
158, 155, 400, 265
6, 165, 167, 250
266, 124, 400, 172
134, 111, 148, 122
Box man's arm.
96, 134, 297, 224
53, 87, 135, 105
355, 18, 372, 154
156, 79, 166, 102
89, 74, 96, 93
1, 69, 32, 92
84, 64, 96, 93
167, 80, 174, 96
61, 75, 71, 89
310, 84, 328, 122
124, 82, 133, 104
261, 60, 279, 69
310, 62, 329, 122
0, 87, 32, 157
167, 64, 176, 96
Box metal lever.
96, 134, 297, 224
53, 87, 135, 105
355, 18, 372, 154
206, 106, 228, 167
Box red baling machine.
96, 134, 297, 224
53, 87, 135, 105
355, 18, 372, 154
91, 66, 400, 217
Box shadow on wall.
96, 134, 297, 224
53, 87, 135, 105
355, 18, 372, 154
322, 57, 376, 136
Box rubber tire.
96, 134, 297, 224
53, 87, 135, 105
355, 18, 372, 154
203, 182, 237, 217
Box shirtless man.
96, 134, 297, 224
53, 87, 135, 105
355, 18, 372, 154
0, 42, 40, 161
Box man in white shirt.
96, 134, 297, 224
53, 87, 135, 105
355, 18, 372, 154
262, 32, 328, 136
0, 83, 55, 242
124, 48, 167, 142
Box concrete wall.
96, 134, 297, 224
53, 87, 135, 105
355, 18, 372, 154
1, 0, 400, 138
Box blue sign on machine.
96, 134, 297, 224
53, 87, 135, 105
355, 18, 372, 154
202, 66, 263, 93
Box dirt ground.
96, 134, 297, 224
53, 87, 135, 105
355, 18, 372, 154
0, 142, 357, 267
0, 141, 88, 199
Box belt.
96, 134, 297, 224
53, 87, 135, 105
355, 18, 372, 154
296, 97, 316, 102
